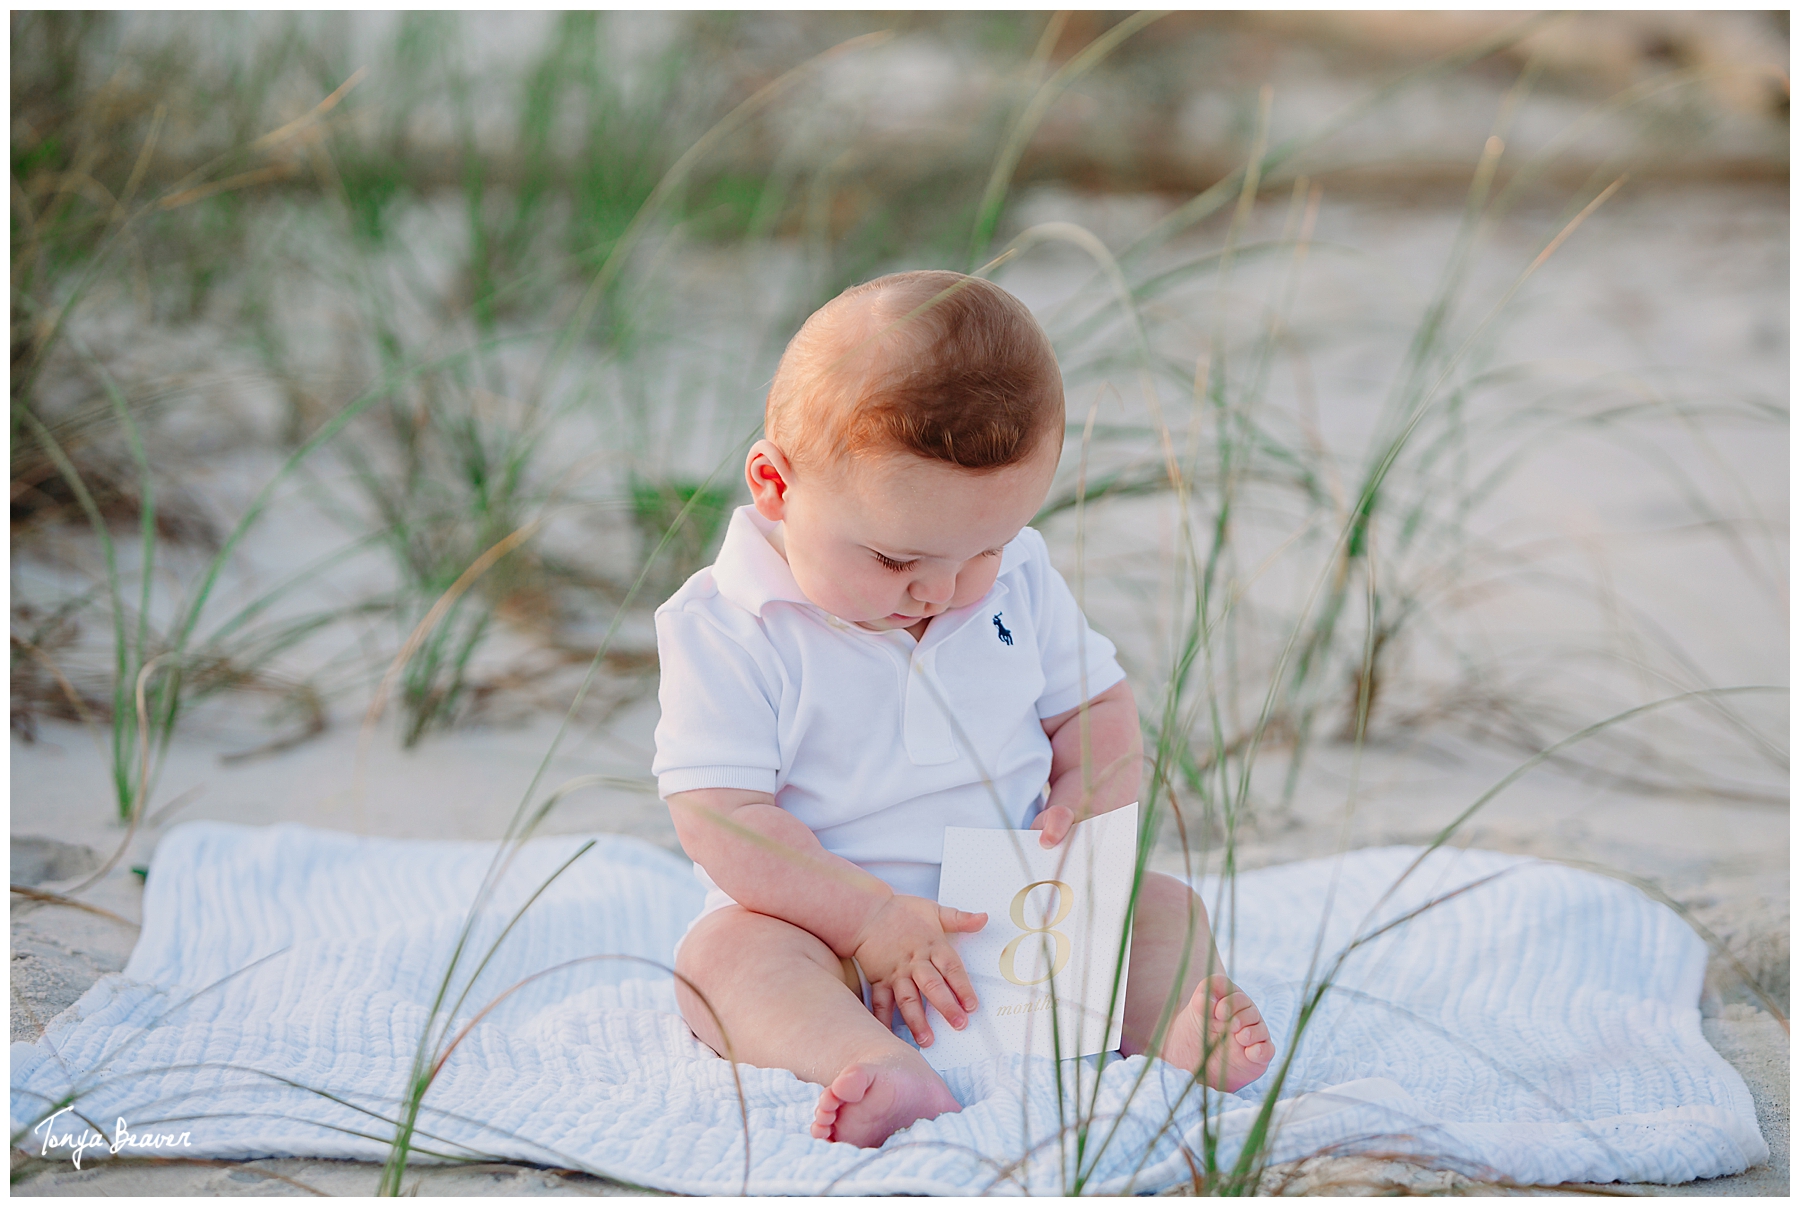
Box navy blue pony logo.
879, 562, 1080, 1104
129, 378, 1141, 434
992, 613, 1013, 646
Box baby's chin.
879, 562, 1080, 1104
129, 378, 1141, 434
849, 610, 932, 633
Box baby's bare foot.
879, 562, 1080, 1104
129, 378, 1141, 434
809, 1057, 961, 1148
1160, 974, 1274, 1092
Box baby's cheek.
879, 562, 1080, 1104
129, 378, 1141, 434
835, 571, 885, 612
805, 567, 882, 619
954, 564, 1002, 607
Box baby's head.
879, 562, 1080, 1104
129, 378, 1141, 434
746, 271, 1064, 633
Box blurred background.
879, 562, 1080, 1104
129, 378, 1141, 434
10, 12, 1788, 1026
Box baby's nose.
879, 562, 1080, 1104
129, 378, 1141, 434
909, 570, 956, 605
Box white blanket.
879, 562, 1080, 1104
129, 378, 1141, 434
12, 822, 1767, 1193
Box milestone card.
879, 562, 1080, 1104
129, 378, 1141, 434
915, 803, 1138, 1071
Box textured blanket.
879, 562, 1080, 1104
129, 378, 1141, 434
11, 822, 1766, 1193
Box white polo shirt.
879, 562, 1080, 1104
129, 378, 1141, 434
652, 504, 1127, 902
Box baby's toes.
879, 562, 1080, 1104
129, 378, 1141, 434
1211, 991, 1258, 1025
1233, 1010, 1275, 1065
1225, 994, 1270, 1038
811, 1090, 843, 1139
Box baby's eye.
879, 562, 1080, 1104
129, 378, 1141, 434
874, 552, 918, 572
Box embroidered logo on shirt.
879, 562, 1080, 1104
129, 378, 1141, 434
992, 613, 1013, 645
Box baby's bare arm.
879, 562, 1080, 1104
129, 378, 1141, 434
668, 787, 891, 955
667, 787, 986, 1040
1035, 678, 1143, 847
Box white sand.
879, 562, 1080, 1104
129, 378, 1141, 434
11, 150, 1786, 1199
11, 707, 1787, 1193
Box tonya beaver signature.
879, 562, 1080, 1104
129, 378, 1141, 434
33, 1105, 193, 1168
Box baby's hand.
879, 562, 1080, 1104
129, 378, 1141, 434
1032, 804, 1077, 848
850, 895, 986, 1046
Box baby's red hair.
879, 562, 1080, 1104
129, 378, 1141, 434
766, 271, 1064, 475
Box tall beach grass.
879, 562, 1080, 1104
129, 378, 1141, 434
11, 10, 1785, 1194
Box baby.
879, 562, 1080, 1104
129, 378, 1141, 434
652, 270, 1272, 1149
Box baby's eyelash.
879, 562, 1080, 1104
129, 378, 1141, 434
872, 548, 1000, 571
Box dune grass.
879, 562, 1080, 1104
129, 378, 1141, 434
10, 10, 1785, 1195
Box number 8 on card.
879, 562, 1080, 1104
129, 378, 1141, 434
998, 879, 1073, 985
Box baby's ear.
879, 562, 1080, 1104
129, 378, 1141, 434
745, 439, 792, 519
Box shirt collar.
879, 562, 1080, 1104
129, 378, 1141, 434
997, 532, 1027, 576
710, 503, 1031, 617
711, 505, 812, 616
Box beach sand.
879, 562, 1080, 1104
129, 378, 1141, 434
10, 147, 1786, 1198
11, 702, 1788, 1194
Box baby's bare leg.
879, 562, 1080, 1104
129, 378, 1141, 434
674, 905, 961, 1147
1121, 872, 1274, 1091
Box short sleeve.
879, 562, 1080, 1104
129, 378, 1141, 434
651, 602, 783, 798
1024, 531, 1128, 719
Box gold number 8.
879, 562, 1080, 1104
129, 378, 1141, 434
998, 879, 1074, 986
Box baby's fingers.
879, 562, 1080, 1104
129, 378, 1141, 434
914, 966, 966, 1032
1033, 805, 1074, 848
869, 982, 895, 1032
893, 979, 932, 1047
935, 947, 979, 1014
937, 905, 986, 934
